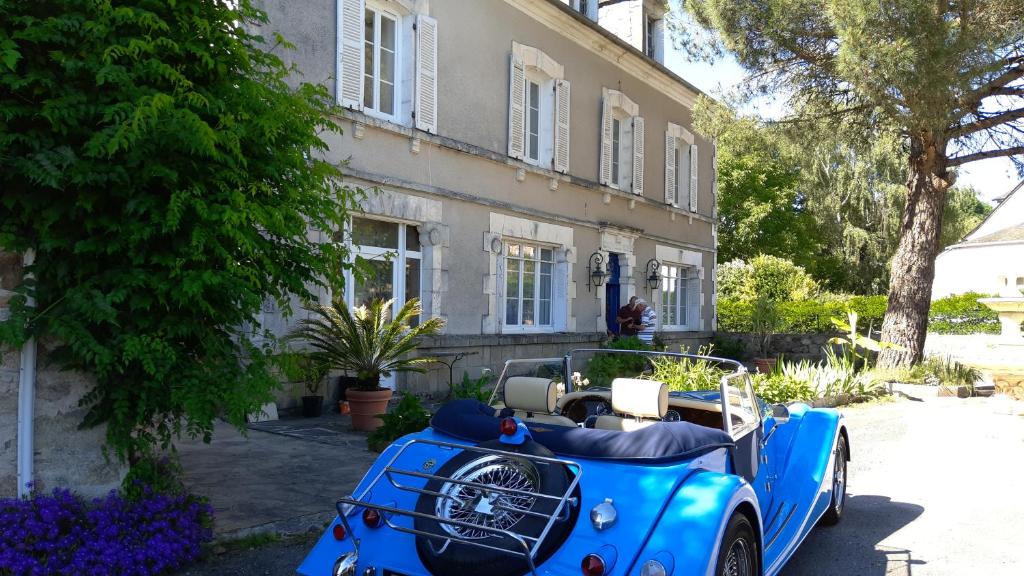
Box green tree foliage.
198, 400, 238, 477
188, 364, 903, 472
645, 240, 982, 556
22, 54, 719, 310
717, 255, 819, 302
697, 98, 990, 295
0, 0, 359, 464
683, 0, 1024, 366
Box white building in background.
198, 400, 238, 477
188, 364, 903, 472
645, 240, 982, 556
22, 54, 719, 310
932, 181, 1024, 299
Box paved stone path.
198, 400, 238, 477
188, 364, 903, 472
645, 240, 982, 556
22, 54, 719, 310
180, 396, 1024, 575
177, 416, 376, 537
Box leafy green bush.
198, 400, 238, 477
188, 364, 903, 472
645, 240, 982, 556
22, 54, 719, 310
583, 336, 653, 388
718, 295, 887, 333
645, 346, 728, 392
710, 334, 748, 360
928, 292, 1000, 335
717, 256, 819, 302
452, 371, 493, 402
921, 355, 983, 387
367, 393, 431, 452
752, 373, 815, 404
0, 0, 360, 467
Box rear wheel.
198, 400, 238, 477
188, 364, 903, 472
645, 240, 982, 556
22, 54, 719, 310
414, 440, 573, 576
820, 434, 848, 526
715, 513, 758, 576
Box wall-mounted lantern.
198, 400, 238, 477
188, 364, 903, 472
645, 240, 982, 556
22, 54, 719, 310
645, 259, 661, 293
587, 252, 609, 293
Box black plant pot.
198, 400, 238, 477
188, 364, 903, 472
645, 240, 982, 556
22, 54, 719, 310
301, 395, 324, 418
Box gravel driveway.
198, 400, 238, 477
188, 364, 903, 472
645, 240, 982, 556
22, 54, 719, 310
182, 396, 1024, 575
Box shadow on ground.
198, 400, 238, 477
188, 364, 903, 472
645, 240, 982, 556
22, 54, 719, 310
781, 494, 925, 575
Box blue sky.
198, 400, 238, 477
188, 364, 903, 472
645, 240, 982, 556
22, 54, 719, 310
662, 48, 1019, 204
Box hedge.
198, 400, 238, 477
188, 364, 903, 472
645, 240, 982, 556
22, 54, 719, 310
717, 292, 998, 335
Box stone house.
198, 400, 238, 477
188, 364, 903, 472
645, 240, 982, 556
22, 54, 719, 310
256, 0, 719, 400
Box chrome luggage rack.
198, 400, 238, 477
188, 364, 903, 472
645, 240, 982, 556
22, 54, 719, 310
335, 438, 582, 575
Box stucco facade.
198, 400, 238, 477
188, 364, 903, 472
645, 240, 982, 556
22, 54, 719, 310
933, 182, 1024, 300
257, 0, 717, 395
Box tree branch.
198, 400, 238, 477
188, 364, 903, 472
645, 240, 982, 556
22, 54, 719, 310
947, 146, 1024, 167
948, 107, 1024, 139
960, 63, 1024, 111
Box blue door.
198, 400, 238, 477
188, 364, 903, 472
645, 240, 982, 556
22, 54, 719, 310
605, 254, 620, 334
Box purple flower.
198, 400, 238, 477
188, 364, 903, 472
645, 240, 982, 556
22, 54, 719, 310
0, 487, 213, 575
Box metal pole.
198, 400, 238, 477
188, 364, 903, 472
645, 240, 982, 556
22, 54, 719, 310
16, 249, 36, 498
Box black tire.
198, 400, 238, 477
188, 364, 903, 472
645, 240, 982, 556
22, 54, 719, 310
715, 513, 759, 576
414, 440, 573, 576
820, 434, 848, 526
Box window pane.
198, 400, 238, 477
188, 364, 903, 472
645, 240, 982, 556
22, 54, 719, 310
522, 245, 535, 259
379, 80, 394, 115
407, 225, 421, 252
541, 248, 553, 262
380, 14, 396, 51
507, 243, 520, 257
679, 276, 688, 326
527, 81, 540, 161
405, 256, 420, 327
354, 259, 393, 309
539, 260, 551, 325
539, 299, 550, 325
363, 10, 375, 109
506, 258, 520, 325
351, 217, 399, 249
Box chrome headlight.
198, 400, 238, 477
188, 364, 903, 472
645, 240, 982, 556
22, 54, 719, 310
333, 551, 358, 576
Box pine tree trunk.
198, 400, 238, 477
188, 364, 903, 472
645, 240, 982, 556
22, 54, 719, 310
878, 133, 950, 368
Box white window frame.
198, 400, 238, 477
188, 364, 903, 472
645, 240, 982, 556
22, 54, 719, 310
344, 216, 422, 317
362, 2, 402, 122
502, 241, 556, 332
523, 70, 554, 166
601, 88, 641, 193
659, 262, 698, 331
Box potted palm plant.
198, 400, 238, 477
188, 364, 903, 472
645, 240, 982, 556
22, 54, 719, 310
288, 297, 444, 431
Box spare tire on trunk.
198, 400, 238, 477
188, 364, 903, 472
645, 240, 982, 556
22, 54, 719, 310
414, 439, 574, 576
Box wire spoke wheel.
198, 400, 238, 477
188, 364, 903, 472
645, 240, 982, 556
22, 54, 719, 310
723, 538, 753, 576
435, 455, 540, 540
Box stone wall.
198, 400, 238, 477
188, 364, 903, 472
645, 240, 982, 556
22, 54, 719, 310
713, 332, 837, 361
1, 252, 125, 499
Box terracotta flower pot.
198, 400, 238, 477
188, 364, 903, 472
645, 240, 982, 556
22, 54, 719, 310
753, 358, 777, 374
347, 387, 393, 431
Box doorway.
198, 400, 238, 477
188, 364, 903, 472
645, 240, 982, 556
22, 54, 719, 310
605, 253, 620, 335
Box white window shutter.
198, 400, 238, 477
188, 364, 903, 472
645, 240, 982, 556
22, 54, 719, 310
664, 132, 676, 205
337, 0, 365, 109
632, 115, 645, 195
414, 14, 438, 133
599, 97, 613, 185
507, 53, 526, 159
689, 144, 699, 212
687, 269, 701, 330
553, 79, 571, 173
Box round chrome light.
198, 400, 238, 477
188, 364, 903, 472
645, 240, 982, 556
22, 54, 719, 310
332, 552, 358, 576
641, 559, 668, 576
590, 498, 617, 531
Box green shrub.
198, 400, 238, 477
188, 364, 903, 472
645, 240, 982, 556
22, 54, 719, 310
717, 256, 819, 302
583, 336, 653, 388
711, 334, 748, 360
922, 355, 983, 387
452, 371, 493, 402
752, 373, 815, 404
928, 292, 1000, 335
645, 346, 728, 392
367, 393, 430, 452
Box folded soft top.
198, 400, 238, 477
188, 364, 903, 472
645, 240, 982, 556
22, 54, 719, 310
430, 399, 734, 463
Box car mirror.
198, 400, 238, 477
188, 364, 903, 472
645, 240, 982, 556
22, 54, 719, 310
772, 403, 790, 424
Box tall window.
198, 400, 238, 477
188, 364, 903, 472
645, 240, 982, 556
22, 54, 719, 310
646, 16, 656, 58
504, 242, 554, 329
660, 263, 697, 329
611, 117, 621, 185
347, 217, 421, 324
525, 79, 541, 162
363, 6, 398, 118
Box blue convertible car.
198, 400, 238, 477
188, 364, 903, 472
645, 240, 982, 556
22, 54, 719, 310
298, 349, 849, 576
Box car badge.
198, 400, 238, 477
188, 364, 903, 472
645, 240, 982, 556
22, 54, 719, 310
422, 458, 436, 471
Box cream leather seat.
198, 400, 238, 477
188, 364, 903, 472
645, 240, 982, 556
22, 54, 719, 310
503, 377, 576, 427
594, 378, 669, 431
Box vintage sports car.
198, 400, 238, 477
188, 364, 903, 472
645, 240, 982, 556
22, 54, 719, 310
298, 349, 849, 576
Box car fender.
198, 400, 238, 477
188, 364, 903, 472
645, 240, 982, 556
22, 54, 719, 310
626, 469, 762, 576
